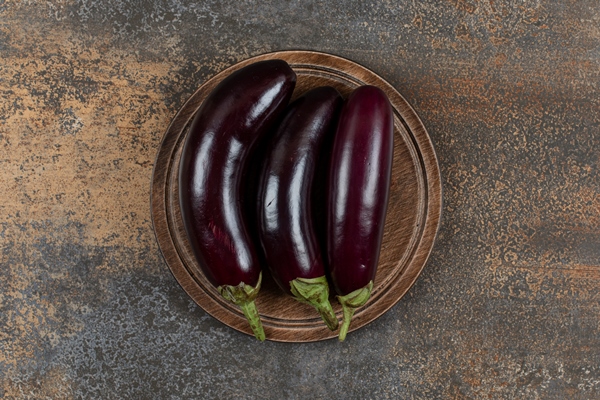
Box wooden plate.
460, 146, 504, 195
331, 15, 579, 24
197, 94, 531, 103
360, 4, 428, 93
151, 51, 442, 342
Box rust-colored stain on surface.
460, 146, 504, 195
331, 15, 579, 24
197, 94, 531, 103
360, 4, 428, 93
1, 0, 599, 398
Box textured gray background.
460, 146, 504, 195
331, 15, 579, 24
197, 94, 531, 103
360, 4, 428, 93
1, 1, 599, 399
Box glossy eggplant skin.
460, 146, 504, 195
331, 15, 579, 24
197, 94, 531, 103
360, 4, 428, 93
327, 85, 394, 296
179, 60, 296, 289
258, 87, 342, 293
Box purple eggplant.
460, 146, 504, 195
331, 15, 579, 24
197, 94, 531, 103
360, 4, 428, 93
258, 86, 342, 331
327, 85, 394, 341
178, 60, 296, 341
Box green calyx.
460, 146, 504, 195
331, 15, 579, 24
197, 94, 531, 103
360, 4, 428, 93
289, 276, 339, 331
337, 281, 373, 342
218, 272, 265, 341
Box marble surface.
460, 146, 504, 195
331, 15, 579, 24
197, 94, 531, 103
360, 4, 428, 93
1, 1, 598, 398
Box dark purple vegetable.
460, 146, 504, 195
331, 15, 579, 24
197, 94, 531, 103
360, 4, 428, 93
179, 60, 297, 341
327, 85, 394, 341
258, 86, 342, 331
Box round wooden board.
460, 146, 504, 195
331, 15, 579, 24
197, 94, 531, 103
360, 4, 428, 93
151, 50, 442, 342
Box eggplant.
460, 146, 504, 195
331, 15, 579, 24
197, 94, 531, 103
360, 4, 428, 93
258, 86, 342, 331
327, 85, 394, 341
178, 60, 297, 341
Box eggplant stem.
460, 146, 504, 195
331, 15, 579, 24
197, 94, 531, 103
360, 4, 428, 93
290, 276, 339, 331
336, 281, 373, 341
218, 272, 265, 341
238, 300, 265, 341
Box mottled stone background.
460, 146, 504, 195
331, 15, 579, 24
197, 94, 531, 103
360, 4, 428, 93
1, 1, 598, 399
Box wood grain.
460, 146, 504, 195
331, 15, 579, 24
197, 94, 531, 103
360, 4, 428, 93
151, 50, 442, 342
